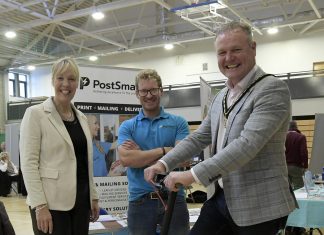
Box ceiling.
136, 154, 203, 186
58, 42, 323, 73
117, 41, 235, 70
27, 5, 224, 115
1, 0, 324, 70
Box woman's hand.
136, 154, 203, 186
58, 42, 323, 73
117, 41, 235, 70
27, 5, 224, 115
36, 204, 53, 234
90, 200, 100, 222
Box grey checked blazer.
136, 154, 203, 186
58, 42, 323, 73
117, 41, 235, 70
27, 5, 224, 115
161, 67, 296, 226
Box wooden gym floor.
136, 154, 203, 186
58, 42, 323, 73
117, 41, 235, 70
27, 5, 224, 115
1, 187, 323, 235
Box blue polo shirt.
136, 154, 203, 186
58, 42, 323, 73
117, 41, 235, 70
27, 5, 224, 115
118, 107, 189, 201
93, 141, 112, 177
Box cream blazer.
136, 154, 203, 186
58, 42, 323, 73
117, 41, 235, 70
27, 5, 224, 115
20, 98, 98, 210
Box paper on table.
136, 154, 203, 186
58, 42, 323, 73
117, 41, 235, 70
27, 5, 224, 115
294, 191, 308, 199
190, 215, 199, 223
97, 214, 116, 222
188, 208, 201, 216
117, 219, 128, 227
189, 208, 201, 223
89, 222, 105, 230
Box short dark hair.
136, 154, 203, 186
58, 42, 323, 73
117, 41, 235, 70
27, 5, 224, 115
289, 121, 298, 130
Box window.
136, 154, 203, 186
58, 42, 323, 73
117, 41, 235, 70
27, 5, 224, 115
8, 72, 28, 98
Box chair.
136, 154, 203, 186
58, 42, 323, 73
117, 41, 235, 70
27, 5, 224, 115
185, 185, 195, 203
0, 201, 16, 235
99, 207, 108, 215
9, 174, 20, 195
0, 171, 11, 197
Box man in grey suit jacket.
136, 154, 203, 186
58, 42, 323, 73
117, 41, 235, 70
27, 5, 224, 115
144, 21, 296, 235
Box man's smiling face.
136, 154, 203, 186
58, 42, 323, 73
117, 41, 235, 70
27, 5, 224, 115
215, 28, 256, 85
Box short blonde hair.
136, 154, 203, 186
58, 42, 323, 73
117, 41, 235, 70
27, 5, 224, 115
216, 21, 254, 46
0, 152, 9, 161
51, 57, 79, 84
135, 69, 162, 90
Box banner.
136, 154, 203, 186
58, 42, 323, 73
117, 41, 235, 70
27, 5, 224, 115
200, 77, 212, 161
74, 65, 141, 115
94, 176, 129, 214
73, 65, 141, 215
200, 77, 222, 198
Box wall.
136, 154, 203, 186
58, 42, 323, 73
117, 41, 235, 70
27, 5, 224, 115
100, 31, 324, 85
28, 31, 324, 120
30, 66, 53, 97
308, 114, 324, 174
166, 106, 201, 122
292, 98, 324, 116
165, 98, 324, 122
0, 71, 6, 135
257, 33, 324, 74
100, 39, 220, 85
5, 123, 20, 166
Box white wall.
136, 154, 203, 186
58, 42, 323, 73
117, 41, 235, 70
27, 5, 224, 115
165, 106, 201, 122
29, 31, 324, 119
5, 123, 20, 166
100, 40, 221, 86
30, 66, 53, 97
0, 72, 6, 133
257, 33, 324, 74
101, 32, 324, 86
163, 98, 324, 122
292, 98, 324, 116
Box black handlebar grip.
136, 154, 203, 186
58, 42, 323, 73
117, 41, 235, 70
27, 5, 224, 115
160, 190, 178, 235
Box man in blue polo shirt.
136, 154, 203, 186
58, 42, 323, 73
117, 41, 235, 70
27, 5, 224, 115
118, 69, 189, 235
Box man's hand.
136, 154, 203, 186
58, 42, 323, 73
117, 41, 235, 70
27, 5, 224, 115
164, 171, 195, 192
144, 161, 166, 183
90, 200, 100, 222
121, 140, 140, 150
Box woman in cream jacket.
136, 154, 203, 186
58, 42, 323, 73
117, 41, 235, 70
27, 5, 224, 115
20, 57, 99, 235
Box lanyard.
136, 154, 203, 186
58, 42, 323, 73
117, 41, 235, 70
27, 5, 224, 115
222, 74, 272, 119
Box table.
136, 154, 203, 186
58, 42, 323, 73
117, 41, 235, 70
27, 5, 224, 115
88, 208, 201, 234
315, 180, 324, 184
89, 220, 128, 235
89, 221, 123, 234
286, 186, 324, 235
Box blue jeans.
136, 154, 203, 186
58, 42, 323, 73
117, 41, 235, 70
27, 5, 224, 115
127, 194, 189, 235
190, 188, 288, 235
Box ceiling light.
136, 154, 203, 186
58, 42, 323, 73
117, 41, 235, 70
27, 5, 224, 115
92, 11, 105, 20
210, 3, 226, 9
27, 65, 35, 71
267, 27, 278, 35
5, 31, 16, 39
210, 2, 226, 15
89, 56, 98, 61
164, 43, 174, 50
